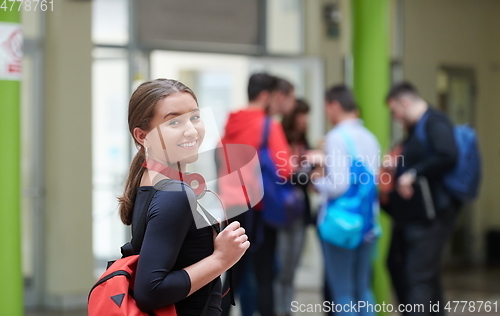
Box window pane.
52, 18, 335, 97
92, 48, 129, 277
92, 0, 129, 45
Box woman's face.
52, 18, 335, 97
143, 92, 205, 167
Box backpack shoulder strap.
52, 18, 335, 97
415, 110, 432, 145
196, 201, 221, 234
196, 202, 235, 307
122, 179, 171, 257
337, 128, 358, 158
260, 116, 272, 149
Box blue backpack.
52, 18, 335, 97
258, 117, 305, 227
318, 130, 377, 249
415, 111, 482, 202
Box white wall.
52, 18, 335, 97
267, 0, 304, 55
304, 0, 349, 87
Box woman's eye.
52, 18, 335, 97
168, 119, 180, 126
191, 115, 201, 121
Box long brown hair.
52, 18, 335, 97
118, 79, 198, 225
281, 98, 310, 145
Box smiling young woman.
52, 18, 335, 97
135, 92, 205, 174
117, 79, 249, 316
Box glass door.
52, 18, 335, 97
437, 66, 477, 265
91, 48, 131, 277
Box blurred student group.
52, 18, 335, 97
2, 0, 500, 315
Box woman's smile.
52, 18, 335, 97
142, 92, 205, 169
178, 139, 198, 148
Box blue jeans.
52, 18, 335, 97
275, 217, 306, 314
322, 240, 376, 316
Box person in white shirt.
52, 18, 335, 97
312, 85, 380, 316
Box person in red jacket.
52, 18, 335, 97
218, 73, 295, 316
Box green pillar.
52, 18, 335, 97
352, 0, 392, 314
0, 9, 23, 316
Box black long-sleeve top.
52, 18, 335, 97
132, 180, 222, 315
389, 107, 458, 223
289, 140, 313, 225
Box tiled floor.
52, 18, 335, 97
25, 267, 500, 316
25, 230, 500, 316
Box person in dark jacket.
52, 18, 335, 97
385, 82, 460, 316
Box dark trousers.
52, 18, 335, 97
221, 209, 277, 316
388, 204, 458, 316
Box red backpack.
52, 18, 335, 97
88, 254, 177, 316
88, 180, 232, 316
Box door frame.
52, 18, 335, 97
437, 65, 478, 265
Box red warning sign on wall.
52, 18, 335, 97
0, 22, 22, 81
